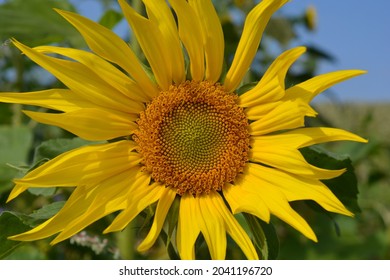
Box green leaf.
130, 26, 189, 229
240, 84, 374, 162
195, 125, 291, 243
98, 9, 123, 30
4, 244, 46, 260
301, 146, 361, 213
0, 125, 33, 193
0, 163, 19, 194
154, 197, 181, 260
338, 138, 381, 164
0, 203, 64, 258
138, 205, 155, 236
29, 201, 65, 221
166, 197, 179, 245
166, 240, 180, 260
32, 137, 101, 163
0, 0, 83, 47
0, 125, 32, 164
25, 157, 57, 196
164, 197, 180, 260
0, 211, 32, 259
243, 213, 279, 260
27, 187, 57, 197
0, 104, 13, 125
159, 229, 180, 260
244, 213, 267, 259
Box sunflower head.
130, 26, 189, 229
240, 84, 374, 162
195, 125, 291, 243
0, 0, 366, 260
135, 80, 250, 196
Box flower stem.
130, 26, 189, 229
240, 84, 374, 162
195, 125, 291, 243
116, 224, 136, 259
11, 47, 24, 126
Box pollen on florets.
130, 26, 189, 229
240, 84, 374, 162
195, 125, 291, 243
134, 80, 250, 196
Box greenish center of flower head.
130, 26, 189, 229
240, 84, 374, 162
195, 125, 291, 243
134, 81, 250, 196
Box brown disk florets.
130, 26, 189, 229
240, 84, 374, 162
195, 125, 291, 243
134, 80, 250, 196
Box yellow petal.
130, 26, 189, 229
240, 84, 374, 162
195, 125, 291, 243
285, 70, 367, 103
52, 168, 149, 244
0, 89, 91, 112
244, 101, 282, 120
169, 0, 205, 81
52, 197, 126, 244
247, 164, 353, 216
7, 184, 30, 202
137, 187, 177, 252
177, 192, 258, 260
9, 185, 94, 241
250, 145, 346, 180
211, 191, 259, 260
249, 100, 316, 135
239, 47, 306, 107
10, 168, 142, 242
119, 0, 172, 90
13, 40, 144, 114
34, 46, 150, 103
12, 141, 141, 190
242, 167, 317, 241
23, 109, 137, 141
224, 0, 289, 91
177, 193, 200, 260
188, 0, 224, 83
142, 0, 185, 84
252, 127, 368, 149
104, 182, 165, 233
56, 9, 159, 98
224, 183, 270, 222
197, 193, 227, 260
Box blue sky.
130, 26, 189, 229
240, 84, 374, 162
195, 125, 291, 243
65, 0, 390, 103
282, 0, 390, 102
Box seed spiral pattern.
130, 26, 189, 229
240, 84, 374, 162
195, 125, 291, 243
134, 81, 250, 196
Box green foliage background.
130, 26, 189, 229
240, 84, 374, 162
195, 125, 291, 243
0, 0, 388, 260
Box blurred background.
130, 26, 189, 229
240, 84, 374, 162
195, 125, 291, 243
0, 0, 389, 259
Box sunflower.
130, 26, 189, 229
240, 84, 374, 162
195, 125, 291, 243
0, 0, 366, 260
